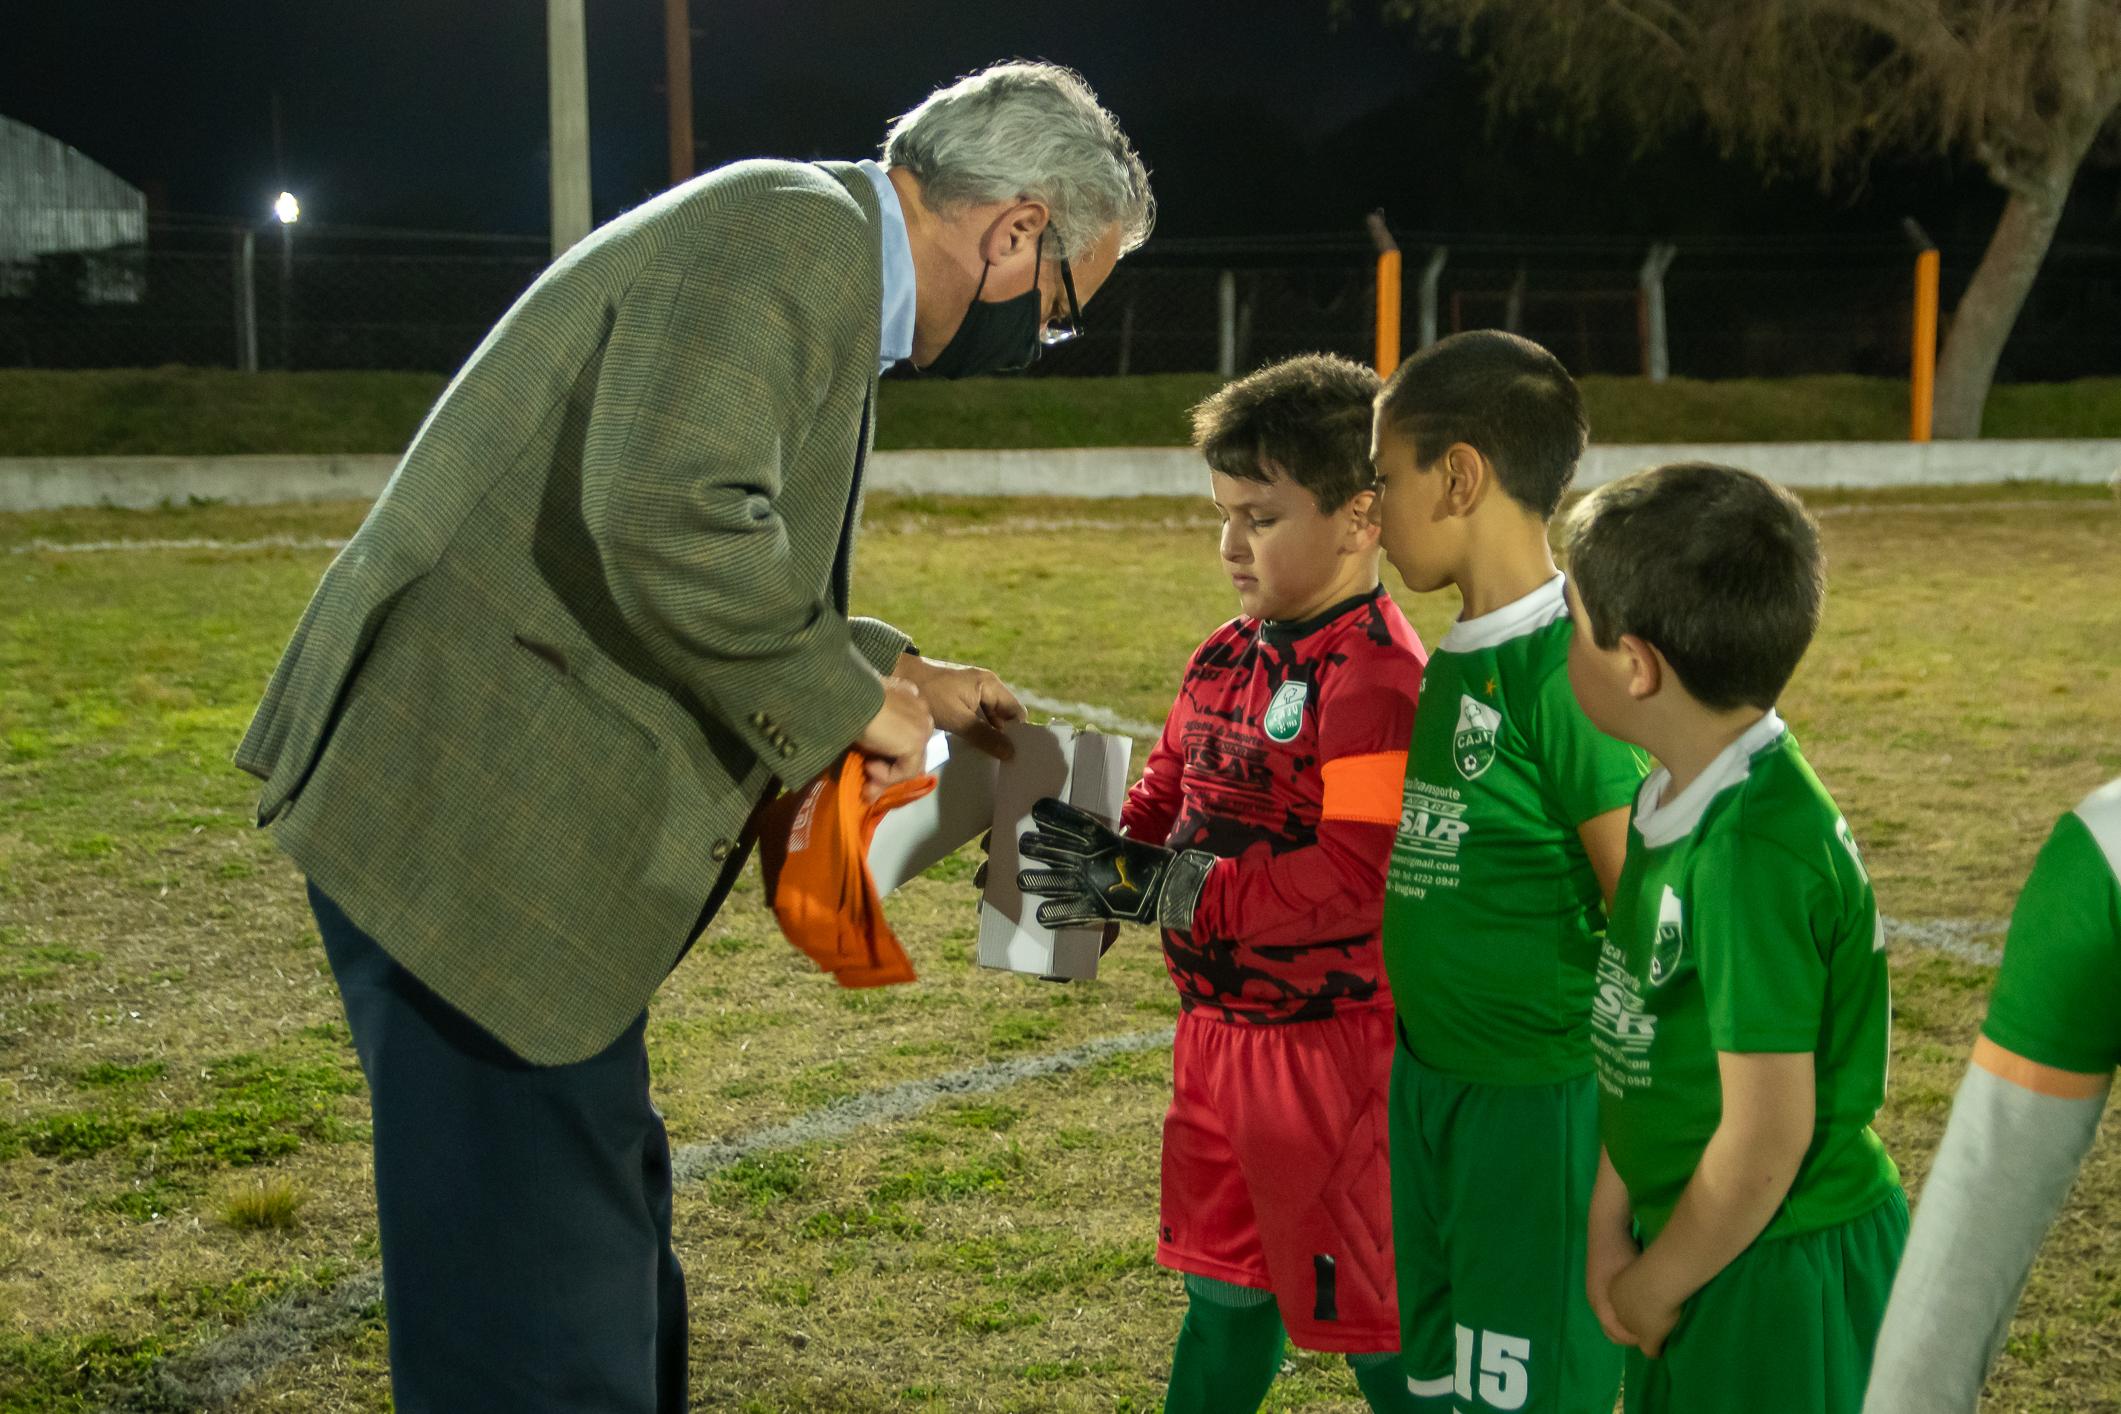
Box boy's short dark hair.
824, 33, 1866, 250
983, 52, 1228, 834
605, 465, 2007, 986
1373, 330, 1587, 519
1191, 354, 1382, 512
1565, 462, 1825, 712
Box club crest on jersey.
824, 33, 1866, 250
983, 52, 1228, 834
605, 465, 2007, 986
1263, 680, 1308, 742
1649, 885, 1685, 986
1453, 694, 1501, 780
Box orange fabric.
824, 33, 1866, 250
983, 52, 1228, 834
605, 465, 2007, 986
755, 753, 937, 988
1971, 1035, 2111, 1099
1320, 751, 1409, 826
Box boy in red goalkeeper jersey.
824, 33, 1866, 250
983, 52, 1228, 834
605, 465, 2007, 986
1018, 354, 1428, 1412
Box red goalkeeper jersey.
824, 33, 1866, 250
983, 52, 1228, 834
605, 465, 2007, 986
1122, 587, 1427, 1024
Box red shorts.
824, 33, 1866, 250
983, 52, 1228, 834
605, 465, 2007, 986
1157, 1004, 1400, 1353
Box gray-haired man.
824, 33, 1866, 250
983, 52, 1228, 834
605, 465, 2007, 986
237, 62, 1151, 1412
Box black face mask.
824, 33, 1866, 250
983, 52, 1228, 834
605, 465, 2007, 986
919, 247, 1043, 379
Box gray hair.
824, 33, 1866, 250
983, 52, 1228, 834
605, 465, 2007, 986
883, 62, 1154, 259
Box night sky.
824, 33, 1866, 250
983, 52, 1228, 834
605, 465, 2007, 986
5, 1, 2114, 251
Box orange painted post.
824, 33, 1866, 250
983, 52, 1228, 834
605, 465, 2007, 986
1366, 211, 1402, 378
1375, 249, 1403, 377
1905, 219, 1940, 442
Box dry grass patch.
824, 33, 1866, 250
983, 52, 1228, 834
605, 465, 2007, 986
2, 485, 2118, 1410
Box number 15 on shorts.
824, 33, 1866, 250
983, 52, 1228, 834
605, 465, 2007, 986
1453, 1324, 1530, 1410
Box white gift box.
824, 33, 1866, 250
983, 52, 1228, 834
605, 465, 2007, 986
976, 722, 1132, 981
865, 728, 1000, 895
863, 721, 1132, 981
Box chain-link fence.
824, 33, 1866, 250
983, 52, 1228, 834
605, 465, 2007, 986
0, 219, 548, 373
4, 218, 2118, 384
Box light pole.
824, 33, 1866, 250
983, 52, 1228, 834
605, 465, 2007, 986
549, 0, 591, 257
274, 191, 300, 369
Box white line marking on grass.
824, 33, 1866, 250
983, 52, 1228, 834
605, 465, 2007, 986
1884, 915, 2007, 968
119, 1272, 386, 1412
114, 1026, 1175, 1411
670, 1025, 1172, 1184
890, 516, 1210, 537
1809, 498, 2116, 520
1011, 689, 1164, 742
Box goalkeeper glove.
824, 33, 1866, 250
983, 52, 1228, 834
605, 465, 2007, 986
1016, 796, 1214, 931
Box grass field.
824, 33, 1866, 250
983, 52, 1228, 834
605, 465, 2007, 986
2, 484, 2120, 1411
6, 368, 2121, 457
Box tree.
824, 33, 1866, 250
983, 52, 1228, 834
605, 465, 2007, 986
1372, 0, 2121, 437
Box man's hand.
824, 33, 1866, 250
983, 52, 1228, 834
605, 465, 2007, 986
856, 678, 933, 801
1609, 1260, 1683, 1359
894, 653, 1022, 760
1016, 797, 1214, 931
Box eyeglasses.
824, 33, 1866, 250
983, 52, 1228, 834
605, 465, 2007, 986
1040, 241, 1084, 348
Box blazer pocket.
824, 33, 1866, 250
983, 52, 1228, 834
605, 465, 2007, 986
511, 633, 661, 757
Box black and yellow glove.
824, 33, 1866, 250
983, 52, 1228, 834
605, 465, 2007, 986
1016, 797, 1214, 931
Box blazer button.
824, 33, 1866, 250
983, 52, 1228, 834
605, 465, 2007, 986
710, 839, 731, 862
750, 712, 768, 728
779, 742, 796, 758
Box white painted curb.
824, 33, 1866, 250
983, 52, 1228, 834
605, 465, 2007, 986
5, 440, 2118, 512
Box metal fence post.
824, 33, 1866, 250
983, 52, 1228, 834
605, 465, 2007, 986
277, 221, 295, 370
1638, 242, 1677, 382
1216, 269, 1237, 378
234, 229, 259, 373
1418, 247, 1447, 350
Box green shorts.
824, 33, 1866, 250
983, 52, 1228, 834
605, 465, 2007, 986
1624, 1189, 1909, 1414
1389, 1042, 1624, 1414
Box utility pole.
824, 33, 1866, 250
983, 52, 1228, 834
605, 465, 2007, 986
548, 0, 592, 258
664, 0, 695, 186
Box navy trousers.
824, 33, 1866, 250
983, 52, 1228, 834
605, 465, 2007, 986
311, 883, 688, 1413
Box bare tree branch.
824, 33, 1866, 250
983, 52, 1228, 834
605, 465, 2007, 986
1594, 0, 1689, 59
1829, 0, 1968, 64
1974, 140, 2051, 202
2053, 0, 2099, 117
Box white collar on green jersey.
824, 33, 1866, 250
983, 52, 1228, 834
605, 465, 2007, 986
1439, 572, 1567, 653
1632, 709, 1787, 847
2073, 776, 2121, 878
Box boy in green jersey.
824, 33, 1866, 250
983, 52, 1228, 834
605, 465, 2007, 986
1865, 775, 2121, 1413
1563, 461, 1906, 1414
1370, 329, 1649, 1413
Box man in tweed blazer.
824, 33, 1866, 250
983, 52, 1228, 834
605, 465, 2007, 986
237, 63, 1151, 1413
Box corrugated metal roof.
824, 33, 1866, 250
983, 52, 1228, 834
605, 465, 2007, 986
0, 114, 147, 262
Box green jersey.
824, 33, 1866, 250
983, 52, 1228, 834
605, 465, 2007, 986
1982, 778, 2121, 1075
1382, 575, 1650, 1085
1594, 713, 1898, 1245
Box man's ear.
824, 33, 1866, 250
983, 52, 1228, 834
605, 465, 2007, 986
978, 199, 1051, 266
1620, 634, 1664, 701
1439, 443, 1488, 518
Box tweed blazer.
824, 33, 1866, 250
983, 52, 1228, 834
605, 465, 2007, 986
236, 160, 909, 1064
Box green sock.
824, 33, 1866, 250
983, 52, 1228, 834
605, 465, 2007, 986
1347, 1350, 1422, 1413
1163, 1274, 1286, 1414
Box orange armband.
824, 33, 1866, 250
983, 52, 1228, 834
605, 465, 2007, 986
1321, 751, 1408, 826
